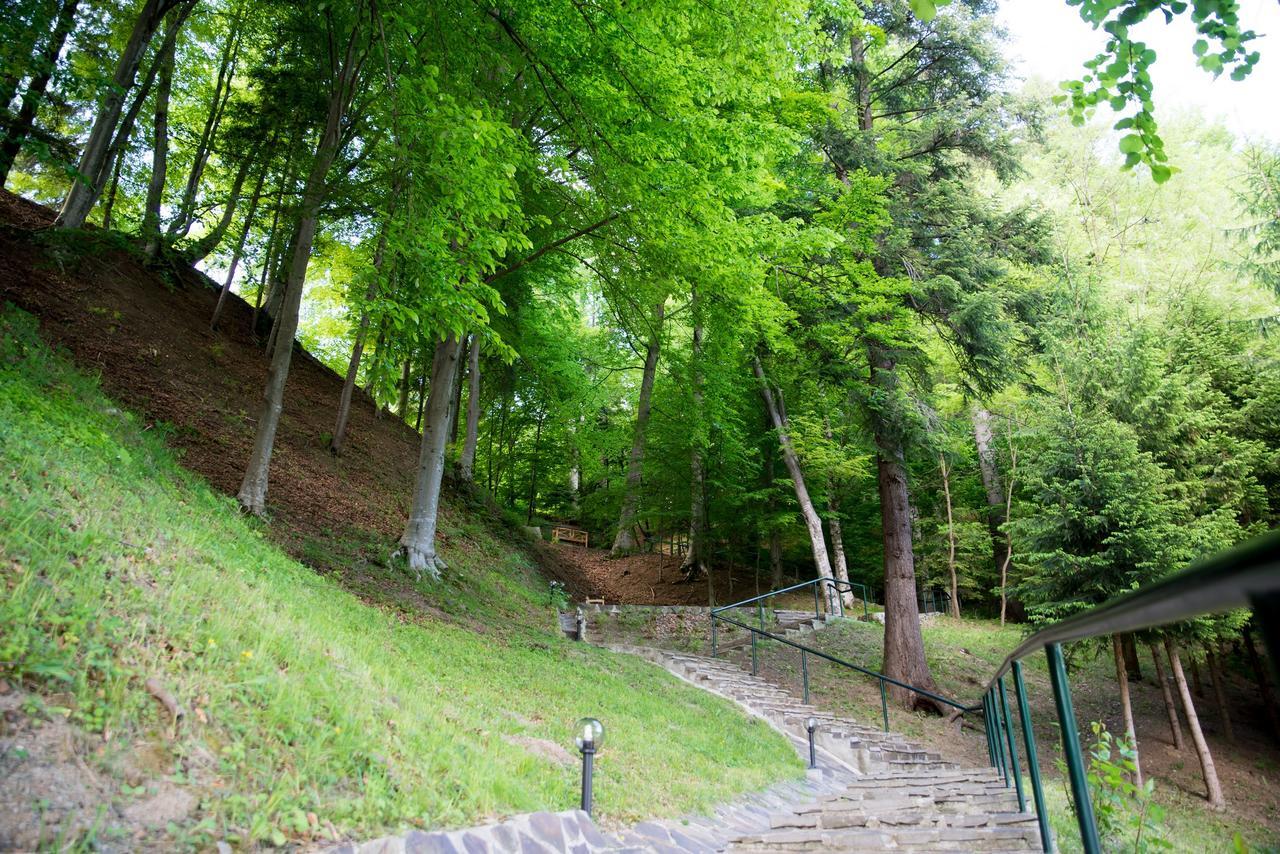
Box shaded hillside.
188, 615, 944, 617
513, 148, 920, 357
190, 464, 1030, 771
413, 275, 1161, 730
0, 190, 597, 616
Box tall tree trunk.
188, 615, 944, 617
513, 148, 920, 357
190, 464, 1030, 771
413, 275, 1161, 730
827, 496, 852, 606
1113, 633, 1143, 786
414, 345, 428, 432
167, 14, 241, 240
58, 0, 191, 228
100, 148, 125, 230
999, 435, 1018, 625
1243, 626, 1280, 742
939, 452, 960, 618
185, 149, 256, 263
767, 440, 782, 588
1206, 644, 1236, 743
1150, 642, 1185, 750
869, 347, 939, 708
396, 357, 412, 419
140, 15, 177, 258
752, 357, 838, 613
210, 156, 267, 329
330, 222, 391, 454
458, 335, 481, 481
448, 336, 466, 444
0, 0, 80, 187
1122, 634, 1142, 680
399, 334, 461, 577
237, 10, 364, 513
1165, 639, 1225, 809
526, 413, 543, 524
971, 406, 1010, 583
611, 303, 664, 555
92, 47, 163, 212
682, 302, 706, 580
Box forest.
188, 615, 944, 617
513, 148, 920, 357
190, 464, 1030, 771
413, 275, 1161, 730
1, 0, 1279, 850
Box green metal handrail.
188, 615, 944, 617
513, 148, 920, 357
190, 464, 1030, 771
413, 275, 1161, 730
706, 529, 1280, 854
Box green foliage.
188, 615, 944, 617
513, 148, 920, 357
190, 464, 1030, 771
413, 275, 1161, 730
1056, 722, 1170, 852
1058, 0, 1262, 180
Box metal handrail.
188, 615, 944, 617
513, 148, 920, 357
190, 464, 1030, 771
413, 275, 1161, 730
705, 529, 1280, 854
976, 528, 1280, 698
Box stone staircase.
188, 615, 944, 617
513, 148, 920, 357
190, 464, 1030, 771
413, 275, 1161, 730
333, 612, 1043, 853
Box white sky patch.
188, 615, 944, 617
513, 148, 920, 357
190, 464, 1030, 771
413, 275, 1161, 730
998, 0, 1280, 144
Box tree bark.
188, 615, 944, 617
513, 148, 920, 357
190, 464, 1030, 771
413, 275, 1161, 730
753, 357, 838, 613
1243, 626, 1280, 742
939, 452, 960, 618
58, 0, 191, 228
448, 336, 466, 444
399, 334, 461, 577
210, 156, 267, 329
0, 0, 80, 187
1113, 633, 1143, 786
827, 494, 852, 607
1206, 644, 1235, 743
869, 347, 939, 709
141, 19, 178, 258
681, 304, 707, 580
1122, 634, 1142, 681
458, 335, 481, 481
1165, 638, 1225, 809
1150, 642, 1184, 750
611, 303, 664, 555
971, 406, 1010, 584
237, 8, 364, 513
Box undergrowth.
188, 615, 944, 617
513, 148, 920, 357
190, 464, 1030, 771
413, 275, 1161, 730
0, 304, 801, 849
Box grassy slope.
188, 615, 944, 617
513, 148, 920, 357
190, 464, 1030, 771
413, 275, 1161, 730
0, 305, 801, 849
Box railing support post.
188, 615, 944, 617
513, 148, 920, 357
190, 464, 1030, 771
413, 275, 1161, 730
710, 615, 718, 657
801, 648, 810, 705
813, 582, 820, 619
751, 632, 758, 676
1046, 642, 1101, 854
879, 679, 889, 732
982, 694, 996, 767
992, 688, 1008, 786
998, 676, 1026, 812
1014, 661, 1053, 853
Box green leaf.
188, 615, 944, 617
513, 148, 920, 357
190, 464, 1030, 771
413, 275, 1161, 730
1118, 134, 1145, 154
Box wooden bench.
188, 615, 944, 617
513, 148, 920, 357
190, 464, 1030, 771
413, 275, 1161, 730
552, 526, 589, 547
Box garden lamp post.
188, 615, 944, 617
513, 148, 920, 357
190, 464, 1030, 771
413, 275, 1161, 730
806, 716, 817, 768
575, 717, 604, 815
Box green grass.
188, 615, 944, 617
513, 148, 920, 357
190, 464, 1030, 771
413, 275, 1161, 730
0, 305, 801, 849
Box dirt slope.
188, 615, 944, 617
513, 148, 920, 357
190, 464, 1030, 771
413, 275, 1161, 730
0, 190, 568, 613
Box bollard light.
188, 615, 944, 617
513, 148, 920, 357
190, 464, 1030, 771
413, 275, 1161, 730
575, 717, 604, 815
806, 716, 817, 769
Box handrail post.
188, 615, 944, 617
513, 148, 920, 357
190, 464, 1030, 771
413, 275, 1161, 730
1014, 661, 1053, 853
801, 648, 810, 704
862, 585, 868, 621
982, 694, 995, 767
993, 689, 1009, 786
1046, 642, 1101, 854
879, 679, 889, 732
998, 676, 1026, 812
751, 632, 758, 676
838, 582, 845, 618
710, 615, 718, 657
813, 582, 820, 619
